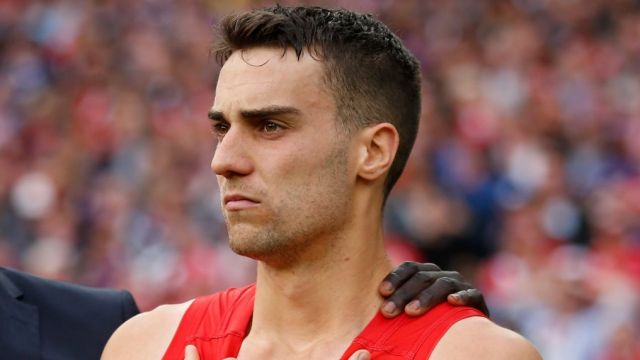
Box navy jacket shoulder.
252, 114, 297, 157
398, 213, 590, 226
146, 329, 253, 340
0, 267, 139, 360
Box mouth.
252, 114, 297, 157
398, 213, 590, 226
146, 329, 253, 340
223, 194, 260, 211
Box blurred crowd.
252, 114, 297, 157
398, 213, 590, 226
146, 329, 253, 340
1, 0, 639, 359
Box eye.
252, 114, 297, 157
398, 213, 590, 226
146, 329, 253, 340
261, 120, 282, 133
211, 122, 230, 138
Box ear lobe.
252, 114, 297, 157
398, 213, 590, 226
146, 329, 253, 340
358, 123, 399, 181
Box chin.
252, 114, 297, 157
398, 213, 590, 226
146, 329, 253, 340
228, 227, 277, 256
227, 227, 299, 266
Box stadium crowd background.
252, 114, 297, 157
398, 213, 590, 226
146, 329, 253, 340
1, 0, 639, 358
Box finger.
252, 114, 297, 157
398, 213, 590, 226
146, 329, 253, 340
448, 289, 490, 317
348, 349, 371, 360
382, 270, 454, 317
185, 345, 200, 360
448, 289, 477, 306
379, 262, 441, 296
403, 276, 466, 316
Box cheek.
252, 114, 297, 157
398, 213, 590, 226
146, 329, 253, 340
260, 135, 349, 199
261, 157, 317, 204
262, 143, 324, 181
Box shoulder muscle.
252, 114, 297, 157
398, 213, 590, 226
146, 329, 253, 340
101, 300, 192, 360
430, 316, 541, 360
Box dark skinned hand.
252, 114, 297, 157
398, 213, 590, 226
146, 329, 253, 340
378, 261, 490, 318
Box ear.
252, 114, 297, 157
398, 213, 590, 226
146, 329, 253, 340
356, 123, 399, 182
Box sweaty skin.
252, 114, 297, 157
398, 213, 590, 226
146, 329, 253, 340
101, 48, 539, 360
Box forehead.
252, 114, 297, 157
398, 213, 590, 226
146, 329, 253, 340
214, 47, 333, 114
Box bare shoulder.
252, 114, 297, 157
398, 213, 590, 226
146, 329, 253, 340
101, 300, 193, 360
430, 316, 541, 360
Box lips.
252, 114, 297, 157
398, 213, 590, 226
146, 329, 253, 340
223, 193, 260, 211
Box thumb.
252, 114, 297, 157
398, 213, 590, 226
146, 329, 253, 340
348, 349, 371, 360
184, 345, 200, 360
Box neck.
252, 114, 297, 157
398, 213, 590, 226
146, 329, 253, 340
248, 211, 392, 356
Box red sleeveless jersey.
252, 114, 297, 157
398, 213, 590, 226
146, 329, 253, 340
162, 284, 485, 360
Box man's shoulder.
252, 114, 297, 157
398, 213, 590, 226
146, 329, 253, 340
430, 316, 542, 360
102, 284, 256, 359
102, 300, 194, 359
0, 267, 139, 323
1, 267, 141, 359
1, 267, 136, 308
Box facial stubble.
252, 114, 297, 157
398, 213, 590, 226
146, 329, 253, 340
223, 139, 352, 267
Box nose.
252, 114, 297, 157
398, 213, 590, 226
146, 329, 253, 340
211, 127, 254, 178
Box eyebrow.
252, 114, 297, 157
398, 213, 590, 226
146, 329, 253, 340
208, 105, 302, 122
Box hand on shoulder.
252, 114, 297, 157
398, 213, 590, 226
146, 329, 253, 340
101, 300, 193, 360
430, 316, 541, 360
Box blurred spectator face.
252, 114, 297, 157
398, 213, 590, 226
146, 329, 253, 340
210, 47, 352, 263
590, 183, 632, 241
544, 245, 597, 313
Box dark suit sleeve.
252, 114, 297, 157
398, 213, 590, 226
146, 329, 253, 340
1, 267, 142, 359
118, 289, 140, 322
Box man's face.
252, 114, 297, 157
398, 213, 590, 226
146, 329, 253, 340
210, 47, 354, 265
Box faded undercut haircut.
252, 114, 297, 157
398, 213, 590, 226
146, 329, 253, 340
214, 5, 421, 200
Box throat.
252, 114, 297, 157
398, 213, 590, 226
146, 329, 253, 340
238, 322, 371, 360
244, 255, 391, 359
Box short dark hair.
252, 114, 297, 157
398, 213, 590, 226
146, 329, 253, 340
214, 5, 421, 199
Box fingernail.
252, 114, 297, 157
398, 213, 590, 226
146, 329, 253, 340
407, 300, 420, 312
450, 294, 460, 301
381, 281, 393, 293
383, 301, 396, 314
358, 351, 371, 360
